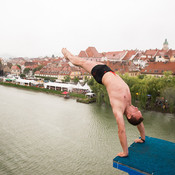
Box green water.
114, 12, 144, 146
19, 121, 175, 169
0, 85, 175, 175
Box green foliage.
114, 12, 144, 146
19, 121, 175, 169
17, 65, 21, 69
35, 76, 57, 81
163, 71, 172, 77
87, 78, 95, 86
88, 78, 110, 106
77, 97, 96, 104
84, 76, 89, 84
20, 74, 26, 78
44, 77, 56, 82
88, 73, 175, 112
23, 68, 30, 74
161, 87, 175, 113
32, 65, 44, 74
138, 74, 145, 79
73, 76, 79, 84
62, 75, 71, 83
70, 92, 86, 99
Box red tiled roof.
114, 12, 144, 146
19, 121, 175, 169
70, 66, 80, 71
171, 50, 175, 55
105, 51, 126, 61
25, 62, 38, 67
168, 49, 175, 57
78, 51, 88, 57
25, 65, 38, 69
156, 50, 169, 57
35, 71, 40, 74
78, 47, 103, 58
140, 56, 149, 61
122, 50, 137, 61
141, 62, 175, 75
39, 66, 63, 75
107, 62, 129, 74
133, 51, 144, 60
11, 65, 20, 70
38, 61, 51, 66
144, 49, 158, 56
86, 47, 99, 57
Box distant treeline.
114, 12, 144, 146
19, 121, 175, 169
88, 71, 175, 113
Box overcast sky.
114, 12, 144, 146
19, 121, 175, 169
0, 0, 175, 58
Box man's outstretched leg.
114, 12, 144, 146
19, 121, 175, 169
62, 48, 102, 73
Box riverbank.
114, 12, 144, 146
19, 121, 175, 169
0, 82, 95, 103
0, 82, 174, 113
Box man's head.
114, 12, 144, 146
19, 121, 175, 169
125, 105, 144, 126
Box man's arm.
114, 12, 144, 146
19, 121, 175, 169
135, 122, 145, 143
113, 109, 128, 157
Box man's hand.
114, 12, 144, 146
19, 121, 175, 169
117, 152, 128, 157
134, 138, 144, 143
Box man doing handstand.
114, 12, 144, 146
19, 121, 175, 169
62, 48, 145, 157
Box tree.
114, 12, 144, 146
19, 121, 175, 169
163, 71, 172, 77
88, 72, 175, 112
63, 75, 71, 83
32, 65, 44, 74
73, 76, 79, 84
161, 87, 175, 113
84, 76, 89, 84
88, 78, 110, 105
138, 74, 145, 79
23, 68, 30, 75
20, 74, 26, 78
17, 65, 21, 70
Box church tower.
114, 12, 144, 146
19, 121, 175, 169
163, 39, 169, 50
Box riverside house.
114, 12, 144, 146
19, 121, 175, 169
11, 65, 21, 76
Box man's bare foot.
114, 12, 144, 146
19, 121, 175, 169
117, 152, 128, 157
61, 48, 83, 66
61, 48, 73, 59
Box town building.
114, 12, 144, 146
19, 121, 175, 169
140, 62, 175, 77
11, 65, 21, 76
78, 47, 103, 62
169, 50, 175, 62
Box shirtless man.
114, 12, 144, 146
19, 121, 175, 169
62, 48, 145, 157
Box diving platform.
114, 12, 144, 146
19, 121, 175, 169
113, 136, 175, 175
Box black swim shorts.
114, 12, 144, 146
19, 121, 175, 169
91, 65, 114, 84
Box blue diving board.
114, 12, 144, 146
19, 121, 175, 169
113, 136, 175, 175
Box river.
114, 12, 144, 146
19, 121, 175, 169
0, 85, 175, 175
